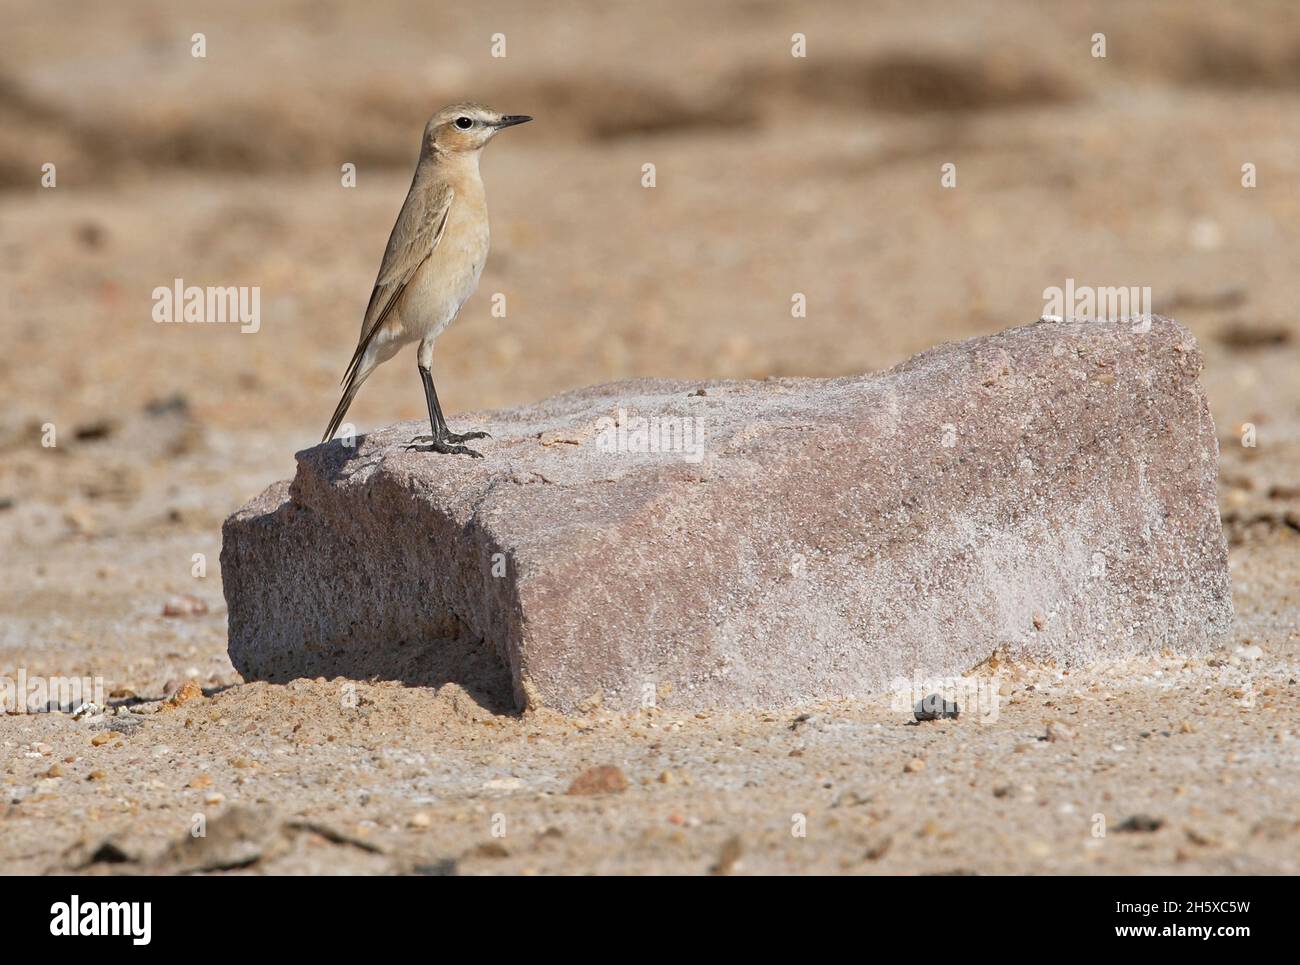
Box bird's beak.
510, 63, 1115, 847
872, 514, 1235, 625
495, 115, 532, 129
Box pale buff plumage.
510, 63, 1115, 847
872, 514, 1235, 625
323, 103, 531, 455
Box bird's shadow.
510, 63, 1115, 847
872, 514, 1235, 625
313, 434, 384, 484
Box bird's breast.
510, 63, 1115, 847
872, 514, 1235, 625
403, 202, 489, 337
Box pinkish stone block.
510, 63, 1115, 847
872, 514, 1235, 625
222, 316, 1233, 711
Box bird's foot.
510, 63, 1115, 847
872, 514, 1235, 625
405, 434, 484, 458
443, 428, 491, 444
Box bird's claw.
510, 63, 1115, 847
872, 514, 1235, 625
405, 434, 484, 458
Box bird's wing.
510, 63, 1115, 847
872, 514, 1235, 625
341, 180, 454, 387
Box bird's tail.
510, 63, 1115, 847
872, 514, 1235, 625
321, 356, 374, 443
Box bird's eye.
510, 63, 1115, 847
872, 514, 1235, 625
455, 116, 473, 130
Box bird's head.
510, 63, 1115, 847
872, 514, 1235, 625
424, 103, 531, 156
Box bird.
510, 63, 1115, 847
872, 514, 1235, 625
322, 103, 531, 457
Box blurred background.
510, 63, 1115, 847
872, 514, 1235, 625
1, 0, 1297, 673
1, 2, 1298, 879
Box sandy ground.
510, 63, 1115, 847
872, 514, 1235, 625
1, 0, 1298, 874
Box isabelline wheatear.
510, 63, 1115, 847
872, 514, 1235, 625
322, 103, 531, 456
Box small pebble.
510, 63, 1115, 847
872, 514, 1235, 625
165, 680, 203, 708
710, 835, 743, 875
1045, 721, 1074, 742
567, 765, 629, 796
789, 713, 816, 730
914, 694, 960, 721
162, 594, 208, 618
1117, 814, 1164, 833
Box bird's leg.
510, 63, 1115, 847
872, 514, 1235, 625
406, 363, 485, 457
415, 363, 446, 439
424, 359, 491, 445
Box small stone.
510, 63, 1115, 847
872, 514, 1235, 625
709, 835, 743, 875
163, 594, 208, 618
44, 763, 65, 778
863, 836, 892, 861
471, 841, 510, 859
90, 731, 122, 747
1117, 814, 1164, 833
567, 765, 629, 796
789, 713, 816, 730
1179, 720, 1196, 734
204, 792, 225, 806
87, 770, 107, 781
903, 757, 925, 774
87, 840, 134, 865
188, 774, 213, 789
165, 679, 204, 708
1250, 817, 1300, 840
1045, 721, 1075, 742
914, 693, 959, 721
408, 812, 432, 830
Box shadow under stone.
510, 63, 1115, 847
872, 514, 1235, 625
236, 631, 519, 717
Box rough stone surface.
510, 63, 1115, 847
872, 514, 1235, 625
221, 316, 1233, 712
